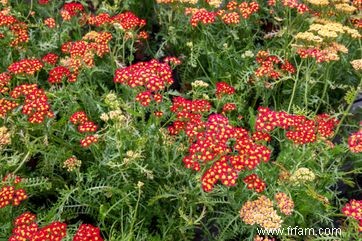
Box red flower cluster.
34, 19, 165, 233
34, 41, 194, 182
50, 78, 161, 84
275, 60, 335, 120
0, 175, 27, 208
252, 131, 272, 142
168, 96, 211, 135
222, 103, 237, 114
0, 11, 29, 46
163, 56, 182, 66
238, 1, 259, 19
0, 72, 11, 93
186, 8, 216, 27
114, 59, 174, 106
10, 84, 54, 123
44, 17, 56, 28
0, 99, 18, 118
70, 111, 98, 147
88, 11, 146, 30
296, 47, 344, 63
255, 107, 338, 144
255, 51, 295, 79
243, 174, 266, 193
278, 0, 309, 14
48, 66, 71, 84
42, 53, 59, 65
38, 0, 50, 4
3, 174, 23, 184
348, 130, 362, 153
216, 82, 235, 98
61, 2, 85, 21
9, 212, 67, 241
202, 156, 239, 190
177, 113, 271, 191
216, 1, 259, 25
59, 31, 112, 82
73, 224, 104, 241
80, 135, 98, 148
342, 199, 362, 232
9, 212, 104, 240
7, 58, 44, 75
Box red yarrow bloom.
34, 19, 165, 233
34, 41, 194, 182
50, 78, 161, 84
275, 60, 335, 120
342, 199, 362, 232
80, 135, 98, 148
48, 66, 71, 84
73, 224, 104, 241
70, 111, 89, 125
8, 59, 43, 75
215, 82, 235, 98
348, 130, 362, 153
42, 53, 59, 65
243, 173, 266, 193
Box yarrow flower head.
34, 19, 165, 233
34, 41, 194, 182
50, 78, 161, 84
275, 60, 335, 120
289, 167, 316, 185
275, 192, 294, 215
254, 235, 276, 241
348, 130, 362, 153
0, 175, 27, 208
73, 224, 104, 241
10, 84, 54, 124
243, 174, 266, 193
60, 2, 84, 21
42, 53, 59, 65
0, 126, 11, 147
255, 107, 338, 144
342, 199, 362, 232
8, 58, 43, 75
215, 82, 235, 98
9, 212, 67, 241
240, 195, 283, 230
114, 59, 174, 106
63, 156, 82, 172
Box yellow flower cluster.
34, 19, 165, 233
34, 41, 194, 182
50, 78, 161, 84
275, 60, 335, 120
100, 110, 127, 123
191, 80, 209, 88
104, 92, 121, 110
295, 32, 323, 43
289, 167, 316, 186
207, 0, 223, 8
123, 150, 143, 164
0, 126, 10, 147
335, 3, 357, 13
305, 0, 329, 5
351, 59, 362, 70
240, 195, 282, 230
63, 156, 82, 172
312, 19, 361, 39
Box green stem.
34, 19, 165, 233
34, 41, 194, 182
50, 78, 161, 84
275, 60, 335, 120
315, 64, 331, 114
334, 76, 362, 137
13, 151, 31, 174
288, 76, 298, 113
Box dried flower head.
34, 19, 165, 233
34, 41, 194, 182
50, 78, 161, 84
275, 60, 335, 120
63, 156, 81, 172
